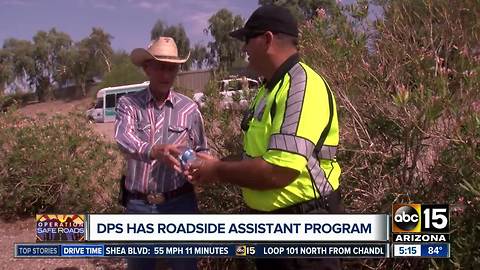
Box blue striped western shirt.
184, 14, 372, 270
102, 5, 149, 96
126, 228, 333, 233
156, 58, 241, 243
115, 87, 207, 193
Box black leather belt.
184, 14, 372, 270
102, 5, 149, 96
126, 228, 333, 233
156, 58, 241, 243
127, 184, 194, 205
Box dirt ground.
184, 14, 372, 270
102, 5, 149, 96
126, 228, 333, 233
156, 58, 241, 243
0, 98, 121, 270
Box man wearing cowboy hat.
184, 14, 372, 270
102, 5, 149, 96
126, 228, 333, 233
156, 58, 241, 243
115, 36, 206, 270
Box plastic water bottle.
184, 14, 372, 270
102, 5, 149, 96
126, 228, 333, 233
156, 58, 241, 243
179, 148, 197, 169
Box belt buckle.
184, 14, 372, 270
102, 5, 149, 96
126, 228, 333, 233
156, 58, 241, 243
147, 193, 165, 204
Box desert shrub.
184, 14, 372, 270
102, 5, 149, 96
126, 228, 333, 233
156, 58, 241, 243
0, 92, 36, 112
174, 85, 196, 99
0, 94, 17, 111
300, 0, 479, 269
199, 74, 247, 158
0, 110, 123, 219
433, 114, 480, 268
195, 73, 255, 270
195, 72, 250, 214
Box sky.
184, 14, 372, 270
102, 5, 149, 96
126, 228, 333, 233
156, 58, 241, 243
0, 0, 260, 52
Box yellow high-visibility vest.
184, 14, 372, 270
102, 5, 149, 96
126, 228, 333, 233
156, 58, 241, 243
242, 55, 341, 211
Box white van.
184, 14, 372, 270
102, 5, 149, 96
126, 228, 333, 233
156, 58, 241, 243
193, 77, 259, 109
86, 81, 149, 123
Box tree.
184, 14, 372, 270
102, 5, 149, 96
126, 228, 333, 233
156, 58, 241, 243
150, 20, 191, 70
150, 20, 165, 41
2, 39, 34, 93
1, 27, 113, 100
258, 0, 340, 21
2, 29, 72, 101
205, 9, 244, 72
0, 49, 14, 94
87, 27, 114, 73
97, 51, 147, 89
190, 44, 208, 70
66, 27, 113, 97
30, 28, 73, 101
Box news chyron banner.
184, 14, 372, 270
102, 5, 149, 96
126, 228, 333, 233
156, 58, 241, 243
87, 214, 388, 242
391, 204, 450, 258
16, 214, 390, 258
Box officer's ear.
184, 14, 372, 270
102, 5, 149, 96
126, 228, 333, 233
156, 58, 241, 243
264, 31, 275, 52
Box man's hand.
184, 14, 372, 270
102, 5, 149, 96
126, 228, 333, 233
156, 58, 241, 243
150, 144, 183, 172
186, 152, 220, 184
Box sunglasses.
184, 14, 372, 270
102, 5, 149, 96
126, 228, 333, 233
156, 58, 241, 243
244, 31, 266, 43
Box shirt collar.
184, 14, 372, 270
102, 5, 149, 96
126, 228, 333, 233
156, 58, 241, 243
146, 87, 176, 107
265, 53, 300, 91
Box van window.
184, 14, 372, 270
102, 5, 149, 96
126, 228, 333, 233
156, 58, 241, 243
105, 94, 116, 108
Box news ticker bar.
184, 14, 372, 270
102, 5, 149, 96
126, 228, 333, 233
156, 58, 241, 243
14, 243, 451, 258
16, 243, 389, 258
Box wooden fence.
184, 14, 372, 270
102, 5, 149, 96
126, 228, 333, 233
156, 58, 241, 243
175, 69, 213, 93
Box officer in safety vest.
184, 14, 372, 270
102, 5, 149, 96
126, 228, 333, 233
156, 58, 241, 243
188, 5, 344, 270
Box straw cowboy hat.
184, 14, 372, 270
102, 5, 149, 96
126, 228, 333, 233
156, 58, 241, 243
130, 37, 190, 66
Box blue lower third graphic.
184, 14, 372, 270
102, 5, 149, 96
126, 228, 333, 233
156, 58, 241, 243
16, 243, 388, 258
61, 245, 104, 257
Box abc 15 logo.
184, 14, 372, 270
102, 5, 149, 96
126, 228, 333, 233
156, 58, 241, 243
235, 245, 256, 256
392, 204, 449, 233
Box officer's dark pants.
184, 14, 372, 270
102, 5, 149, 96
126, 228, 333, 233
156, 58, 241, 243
251, 191, 345, 270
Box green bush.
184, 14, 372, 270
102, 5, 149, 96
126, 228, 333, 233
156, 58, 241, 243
299, 0, 479, 269
196, 72, 250, 214
0, 92, 36, 112
195, 74, 255, 270
0, 110, 123, 219
433, 114, 480, 268
199, 74, 248, 158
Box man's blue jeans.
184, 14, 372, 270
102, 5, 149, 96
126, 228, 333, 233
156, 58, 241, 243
126, 192, 198, 270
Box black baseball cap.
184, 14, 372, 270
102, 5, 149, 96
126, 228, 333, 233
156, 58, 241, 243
229, 5, 298, 41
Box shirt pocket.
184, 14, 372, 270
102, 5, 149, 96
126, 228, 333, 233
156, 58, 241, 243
168, 125, 192, 145
136, 122, 151, 141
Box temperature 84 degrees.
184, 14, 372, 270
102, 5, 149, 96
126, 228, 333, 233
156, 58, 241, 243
428, 246, 443, 255
420, 244, 449, 258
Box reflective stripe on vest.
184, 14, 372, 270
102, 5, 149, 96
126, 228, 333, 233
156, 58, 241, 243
316, 145, 337, 160
268, 134, 337, 160
268, 134, 315, 159
307, 155, 334, 196
280, 64, 307, 134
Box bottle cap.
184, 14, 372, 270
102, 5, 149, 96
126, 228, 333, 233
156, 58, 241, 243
179, 148, 196, 169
